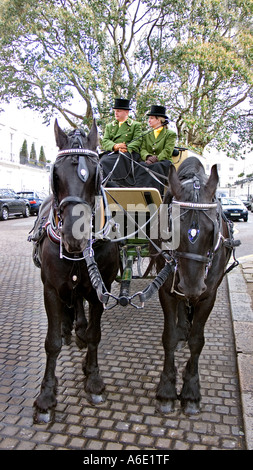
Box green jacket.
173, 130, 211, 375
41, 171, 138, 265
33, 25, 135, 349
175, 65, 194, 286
102, 118, 142, 153
140, 128, 177, 161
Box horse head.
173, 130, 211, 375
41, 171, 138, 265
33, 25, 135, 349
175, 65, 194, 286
167, 157, 219, 301
52, 119, 101, 254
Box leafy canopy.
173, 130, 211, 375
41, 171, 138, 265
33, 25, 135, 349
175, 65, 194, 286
0, 0, 253, 155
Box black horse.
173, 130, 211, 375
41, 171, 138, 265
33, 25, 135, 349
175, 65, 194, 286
155, 157, 239, 415
33, 120, 120, 422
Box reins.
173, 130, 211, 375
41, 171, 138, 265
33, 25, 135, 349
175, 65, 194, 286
101, 120, 181, 188
32, 128, 240, 309
166, 177, 240, 296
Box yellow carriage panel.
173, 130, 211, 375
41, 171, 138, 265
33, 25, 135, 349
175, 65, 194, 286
172, 149, 188, 170
104, 187, 162, 212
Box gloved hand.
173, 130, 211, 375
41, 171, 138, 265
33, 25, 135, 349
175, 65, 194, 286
113, 143, 128, 152
146, 155, 158, 164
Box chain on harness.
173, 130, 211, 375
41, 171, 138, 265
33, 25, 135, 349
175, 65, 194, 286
84, 242, 174, 310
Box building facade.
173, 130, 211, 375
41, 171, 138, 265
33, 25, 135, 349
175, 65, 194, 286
204, 146, 253, 198
0, 102, 57, 193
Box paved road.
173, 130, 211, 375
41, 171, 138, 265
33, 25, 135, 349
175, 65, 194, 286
0, 217, 247, 452
234, 211, 253, 260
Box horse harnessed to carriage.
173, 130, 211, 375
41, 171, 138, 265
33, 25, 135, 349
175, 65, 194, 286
30, 129, 240, 310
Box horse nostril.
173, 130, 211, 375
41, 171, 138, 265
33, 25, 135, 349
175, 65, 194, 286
178, 281, 206, 299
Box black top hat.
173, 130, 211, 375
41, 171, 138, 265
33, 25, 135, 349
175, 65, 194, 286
113, 98, 131, 110
147, 105, 168, 118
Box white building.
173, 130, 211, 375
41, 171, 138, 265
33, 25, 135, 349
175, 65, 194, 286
203, 146, 253, 198
0, 102, 57, 192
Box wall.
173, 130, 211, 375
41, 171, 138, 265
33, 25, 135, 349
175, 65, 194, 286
0, 160, 51, 193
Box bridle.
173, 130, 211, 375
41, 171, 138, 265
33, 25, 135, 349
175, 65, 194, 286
172, 200, 220, 263
53, 148, 101, 212
47, 130, 104, 259
51, 126, 104, 212
168, 176, 222, 294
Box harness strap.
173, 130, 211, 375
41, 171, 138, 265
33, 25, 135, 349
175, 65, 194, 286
58, 196, 91, 211
133, 260, 174, 306
174, 251, 211, 264
102, 150, 170, 189
84, 245, 175, 309
57, 148, 98, 158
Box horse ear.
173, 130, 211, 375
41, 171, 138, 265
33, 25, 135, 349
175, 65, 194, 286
205, 164, 219, 199
54, 119, 68, 149
168, 164, 182, 200
87, 119, 98, 150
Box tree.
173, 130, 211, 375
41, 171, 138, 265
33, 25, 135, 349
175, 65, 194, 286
30, 142, 37, 161
19, 139, 28, 164
152, 0, 253, 154
39, 146, 46, 164
0, 0, 252, 155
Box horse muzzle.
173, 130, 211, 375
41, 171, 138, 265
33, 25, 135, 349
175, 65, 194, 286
177, 279, 207, 301
61, 220, 91, 254
59, 199, 93, 254
61, 235, 89, 254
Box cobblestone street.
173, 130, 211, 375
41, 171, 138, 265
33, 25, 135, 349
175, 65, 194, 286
0, 218, 246, 451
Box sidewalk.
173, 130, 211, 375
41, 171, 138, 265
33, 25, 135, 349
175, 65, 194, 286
227, 255, 253, 450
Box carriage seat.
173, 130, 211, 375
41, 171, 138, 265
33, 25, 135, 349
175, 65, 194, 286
104, 187, 162, 212
103, 187, 162, 242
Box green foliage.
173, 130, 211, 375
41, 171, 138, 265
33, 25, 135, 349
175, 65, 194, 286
30, 142, 37, 161
0, 0, 253, 156
39, 146, 46, 163
20, 139, 28, 158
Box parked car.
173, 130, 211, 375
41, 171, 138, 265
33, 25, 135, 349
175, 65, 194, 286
16, 191, 46, 215
0, 188, 30, 220
221, 197, 248, 222
239, 196, 252, 210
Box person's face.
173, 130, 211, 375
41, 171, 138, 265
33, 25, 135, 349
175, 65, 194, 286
148, 115, 162, 129
114, 109, 129, 122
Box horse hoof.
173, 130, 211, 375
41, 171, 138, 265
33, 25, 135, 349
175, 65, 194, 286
87, 393, 105, 405
62, 334, 72, 346
182, 401, 200, 415
156, 399, 175, 414
33, 408, 54, 424
75, 335, 87, 350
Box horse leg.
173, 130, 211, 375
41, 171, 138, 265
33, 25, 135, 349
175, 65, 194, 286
156, 291, 178, 413
176, 301, 192, 351
33, 288, 62, 422
61, 305, 74, 345
75, 297, 88, 349
179, 297, 214, 415
82, 299, 105, 404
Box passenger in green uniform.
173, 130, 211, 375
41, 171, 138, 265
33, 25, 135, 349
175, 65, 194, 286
100, 98, 142, 186
134, 105, 177, 195
140, 105, 177, 164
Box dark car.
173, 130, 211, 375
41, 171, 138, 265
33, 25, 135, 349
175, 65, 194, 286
0, 188, 30, 221
221, 196, 248, 222
239, 196, 252, 210
16, 191, 46, 215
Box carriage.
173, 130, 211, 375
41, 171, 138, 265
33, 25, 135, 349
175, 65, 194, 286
89, 147, 188, 310
30, 120, 240, 422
